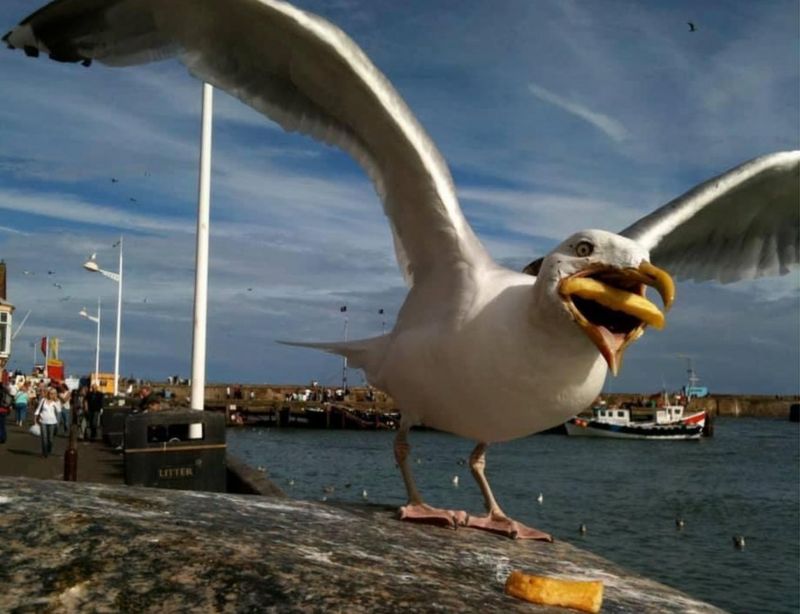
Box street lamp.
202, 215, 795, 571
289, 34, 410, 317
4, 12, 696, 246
79, 298, 101, 388
83, 237, 123, 396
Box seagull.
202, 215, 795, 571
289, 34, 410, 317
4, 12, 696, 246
5, 1, 798, 541
536, 492, 544, 504
688, 22, 697, 32
52, 283, 62, 290
452, 475, 460, 488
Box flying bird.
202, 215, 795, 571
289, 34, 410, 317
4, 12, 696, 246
52, 282, 62, 290
4, 1, 798, 541
688, 22, 697, 32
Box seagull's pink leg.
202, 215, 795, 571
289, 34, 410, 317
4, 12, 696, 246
465, 443, 552, 541
395, 425, 467, 528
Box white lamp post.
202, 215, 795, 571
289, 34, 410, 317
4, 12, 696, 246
190, 82, 213, 415
79, 298, 101, 387
84, 238, 123, 396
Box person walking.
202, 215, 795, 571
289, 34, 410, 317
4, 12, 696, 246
85, 384, 104, 441
14, 383, 30, 426
0, 384, 12, 444
73, 385, 88, 439
57, 383, 71, 436
34, 388, 61, 457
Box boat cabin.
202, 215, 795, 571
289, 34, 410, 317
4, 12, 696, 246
592, 404, 686, 425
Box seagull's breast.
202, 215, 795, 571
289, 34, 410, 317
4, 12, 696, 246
380, 269, 607, 442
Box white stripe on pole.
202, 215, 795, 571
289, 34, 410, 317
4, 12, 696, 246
190, 82, 213, 427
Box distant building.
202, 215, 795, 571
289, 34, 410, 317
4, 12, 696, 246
0, 261, 14, 370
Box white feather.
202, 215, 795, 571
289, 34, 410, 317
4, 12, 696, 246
621, 151, 800, 283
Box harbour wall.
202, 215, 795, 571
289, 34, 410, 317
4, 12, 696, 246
601, 393, 799, 418
150, 383, 798, 419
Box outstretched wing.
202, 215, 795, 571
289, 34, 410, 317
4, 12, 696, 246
4, 0, 492, 287
620, 151, 800, 283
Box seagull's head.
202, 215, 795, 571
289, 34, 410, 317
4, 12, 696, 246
532, 229, 675, 375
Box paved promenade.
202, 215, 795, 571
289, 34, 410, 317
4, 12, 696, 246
0, 419, 124, 484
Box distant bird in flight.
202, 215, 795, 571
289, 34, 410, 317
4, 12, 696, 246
688, 22, 697, 31
46, 270, 55, 275
52, 283, 62, 289
22, 270, 33, 276
129, 197, 137, 203
59, 296, 71, 302
111, 177, 118, 183
5, 0, 798, 541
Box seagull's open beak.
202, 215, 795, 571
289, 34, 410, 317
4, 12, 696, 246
558, 261, 675, 375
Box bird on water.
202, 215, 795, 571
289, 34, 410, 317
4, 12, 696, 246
5, 0, 798, 541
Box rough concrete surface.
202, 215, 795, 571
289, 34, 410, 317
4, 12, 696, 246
0, 477, 725, 613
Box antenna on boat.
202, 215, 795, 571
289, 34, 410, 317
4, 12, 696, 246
677, 354, 704, 400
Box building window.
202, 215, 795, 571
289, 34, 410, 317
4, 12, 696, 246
0, 311, 10, 357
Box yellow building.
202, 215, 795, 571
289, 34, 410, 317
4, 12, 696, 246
92, 372, 117, 395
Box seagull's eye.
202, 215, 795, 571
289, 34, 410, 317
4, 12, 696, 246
575, 241, 594, 257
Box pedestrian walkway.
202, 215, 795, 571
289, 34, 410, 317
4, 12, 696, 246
0, 420, 124, 484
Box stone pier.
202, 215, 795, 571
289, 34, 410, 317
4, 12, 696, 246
0, 477, 725, 612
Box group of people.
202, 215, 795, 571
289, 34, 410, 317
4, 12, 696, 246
0, 379, 105, 457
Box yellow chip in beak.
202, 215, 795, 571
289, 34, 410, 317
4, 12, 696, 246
559, 277, 665, 330
558, 262, 675, 375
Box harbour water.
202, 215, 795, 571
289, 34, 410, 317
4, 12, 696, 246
229, 417, 799, 614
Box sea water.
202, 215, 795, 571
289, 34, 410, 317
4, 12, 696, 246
228, 417, 799, 614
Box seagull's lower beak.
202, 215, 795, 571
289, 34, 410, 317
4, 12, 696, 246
558, 262, 675, 375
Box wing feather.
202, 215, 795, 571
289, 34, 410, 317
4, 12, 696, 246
4, 0, 492, 286
620, 151, 800, 283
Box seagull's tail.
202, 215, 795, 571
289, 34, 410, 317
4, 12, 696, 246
278, 335, 390, 374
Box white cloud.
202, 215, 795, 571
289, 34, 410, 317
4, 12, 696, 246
528, 82, 629, 143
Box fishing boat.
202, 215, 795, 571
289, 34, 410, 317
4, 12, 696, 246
566, 358, 710, 440
565, 395, 706, 440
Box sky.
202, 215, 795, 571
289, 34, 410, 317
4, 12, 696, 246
0, 0, 798, 394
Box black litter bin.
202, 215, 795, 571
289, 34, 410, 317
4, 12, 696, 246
102, 404, 133, 448
124, 410, 226, 492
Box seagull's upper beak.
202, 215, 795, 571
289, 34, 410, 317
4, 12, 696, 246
558, 261, 675, 375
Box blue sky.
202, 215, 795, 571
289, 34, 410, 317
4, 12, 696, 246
0, 0, 797, 393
